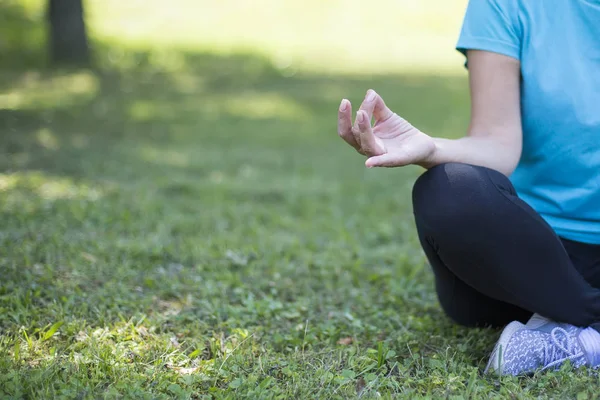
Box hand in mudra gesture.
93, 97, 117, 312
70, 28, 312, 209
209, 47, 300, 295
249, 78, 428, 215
337, 90, 436, 168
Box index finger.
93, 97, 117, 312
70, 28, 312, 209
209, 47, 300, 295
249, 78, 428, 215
372, 92, 394, 123
357, 89, 377, 122
337, 99, 360, 150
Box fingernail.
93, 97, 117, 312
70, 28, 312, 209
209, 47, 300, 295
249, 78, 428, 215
366, 90, 376, 102
357, 111, 365, 123
339, 99, 348, 111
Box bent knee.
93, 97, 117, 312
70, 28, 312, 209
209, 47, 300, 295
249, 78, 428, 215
412, 163, 500, 226
412, 162, 486, 205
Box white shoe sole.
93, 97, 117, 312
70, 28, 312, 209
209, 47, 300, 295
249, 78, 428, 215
485, 321, 526, 375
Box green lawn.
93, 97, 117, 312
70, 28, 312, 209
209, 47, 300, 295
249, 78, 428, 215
1, 1, 600, 399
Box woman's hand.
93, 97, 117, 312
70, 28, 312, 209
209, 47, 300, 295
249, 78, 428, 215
337, 90, 436, 168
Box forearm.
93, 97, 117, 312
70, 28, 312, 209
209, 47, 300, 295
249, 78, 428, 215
416, 50, 522, 177
419, 136, 521, 177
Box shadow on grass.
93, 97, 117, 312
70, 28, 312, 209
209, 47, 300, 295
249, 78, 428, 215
0, 37, 472, 330
0, 44, 472, 324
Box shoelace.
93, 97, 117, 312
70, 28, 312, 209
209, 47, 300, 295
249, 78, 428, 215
541, 327, 585, 371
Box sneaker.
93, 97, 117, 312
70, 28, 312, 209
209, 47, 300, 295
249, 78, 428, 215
484, 314, 600, 375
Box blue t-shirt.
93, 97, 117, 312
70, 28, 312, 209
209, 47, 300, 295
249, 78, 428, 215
457, 0, 600, 244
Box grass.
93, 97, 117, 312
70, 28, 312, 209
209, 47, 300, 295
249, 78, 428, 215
1, 1, 600, 399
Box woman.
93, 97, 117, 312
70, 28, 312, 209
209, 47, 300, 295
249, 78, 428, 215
337, 0, 600, 375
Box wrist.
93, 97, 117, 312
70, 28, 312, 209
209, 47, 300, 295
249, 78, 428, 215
415, 136, 441, 169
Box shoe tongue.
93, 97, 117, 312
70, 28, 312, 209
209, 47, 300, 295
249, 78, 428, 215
526, 313, 550, 329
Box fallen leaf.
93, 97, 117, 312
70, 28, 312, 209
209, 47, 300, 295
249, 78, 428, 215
356, 376, 366, 395
28, 359, 41, 367
175, 367, 198, 375
137, 326, 149, 337
337, 337, 353, 345
81, 252, 97, 263
75, 331, 89, 342
225, 250, 248, 267
166, 364, 199, 375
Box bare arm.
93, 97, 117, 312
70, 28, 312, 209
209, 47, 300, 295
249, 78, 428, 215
423, 50, 522, 176
337, 50, 522, 177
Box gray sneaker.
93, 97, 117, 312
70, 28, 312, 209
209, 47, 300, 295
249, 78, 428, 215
484, 314, 599, 376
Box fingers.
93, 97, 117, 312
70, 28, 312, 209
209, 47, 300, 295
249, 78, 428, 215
338, 91, 391, 156
357, 89, 377, 122
352, 110, 385, 156
371, 91, 394, 123
357, 89, 394, 124
337, 99, 360, 150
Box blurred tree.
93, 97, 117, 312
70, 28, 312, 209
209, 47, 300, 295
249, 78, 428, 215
47, 0, 90, 65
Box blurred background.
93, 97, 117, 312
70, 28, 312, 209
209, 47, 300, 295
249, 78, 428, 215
0, 0, 470, 191
0, 1, 481, 397
3, 0, 468, 72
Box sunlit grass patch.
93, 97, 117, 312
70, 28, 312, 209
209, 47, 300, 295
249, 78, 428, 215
0, 71, 99, 110
0, 171, 106, 202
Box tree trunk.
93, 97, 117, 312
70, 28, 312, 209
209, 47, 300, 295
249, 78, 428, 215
47, 0, 90, 66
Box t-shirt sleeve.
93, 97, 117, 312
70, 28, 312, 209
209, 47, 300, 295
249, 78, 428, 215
457, 0, 522, 62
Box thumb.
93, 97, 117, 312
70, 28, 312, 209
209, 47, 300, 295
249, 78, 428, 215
365, 152, 410, 168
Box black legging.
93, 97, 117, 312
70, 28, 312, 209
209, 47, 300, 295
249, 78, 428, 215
412, 162, 600, 332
